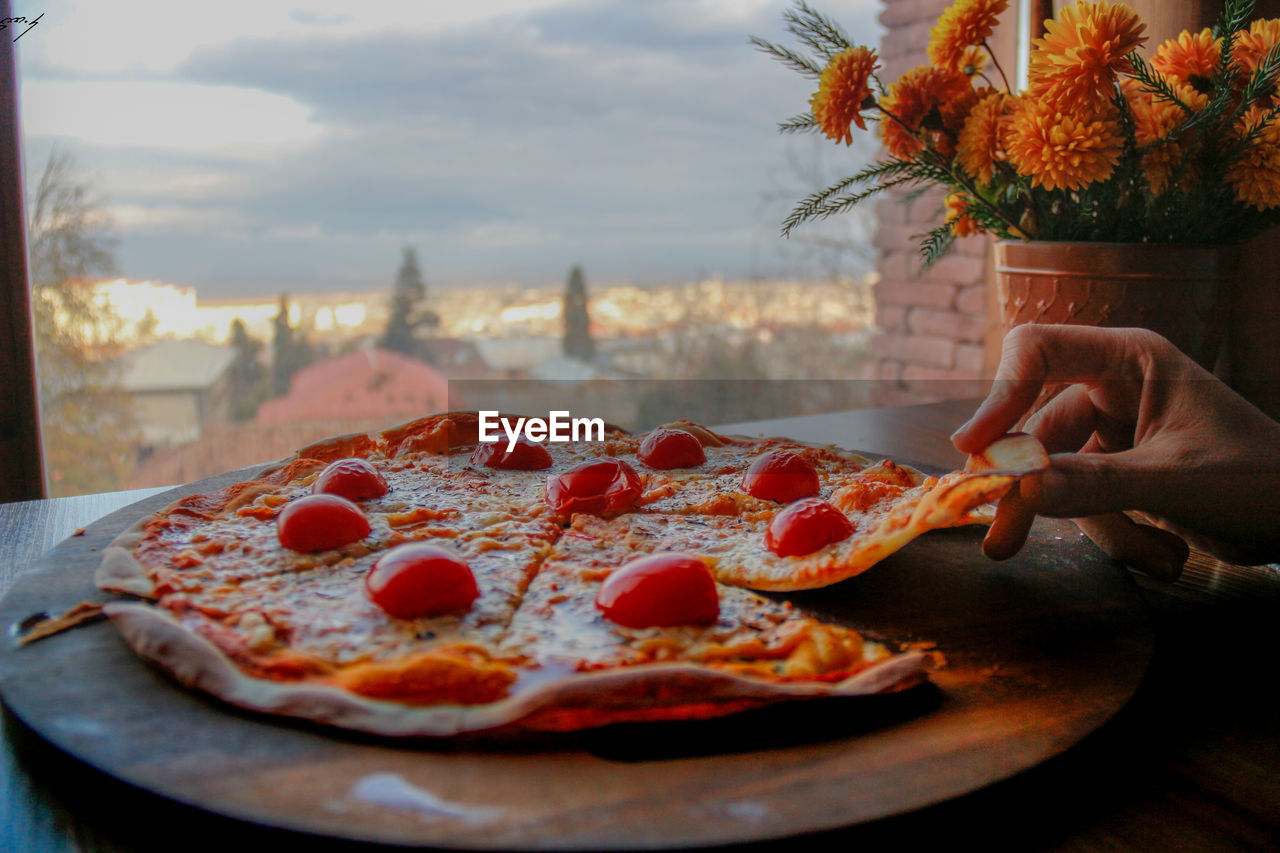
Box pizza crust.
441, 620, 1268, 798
96, 519, 156, 597
103, 601, 926, 737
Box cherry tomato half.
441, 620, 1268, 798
311, 458, 389, 501
765, 498, 855, 558
638, 428, 706, 470
276, 494, 371, 552
365, 543, 479, 619
545, 457, 642, 516
741, 450, 820, 503
471, 437, 553, 470
595, 553, 719, 629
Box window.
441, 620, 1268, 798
13, 1, 882, 497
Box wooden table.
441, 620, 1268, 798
2, 400, 1279, 851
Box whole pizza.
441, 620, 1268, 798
93, 412, 1045, 737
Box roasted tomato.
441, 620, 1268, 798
276, 494, 371, 552
637, 428, 706, 470
471, 437, 553, 470
765, 498, 855, 557
595, 553, 719, 628
545, 457, 642, 516
741, 450, 820, 503
365, 543, 480, 619
311, 458, 389, 500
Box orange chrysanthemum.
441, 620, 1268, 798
1151, 28, 1219, 91
927, 0, 1009, 72
879, 65, 973, 159
1003, 98, 1122, 190
944, 192, 984, 237
1120, 78, 1192, 195
1235, 18, 1280, 76
1027, 1, 1146, 114
958, 92, 1010, 184
810, 46, 879, 145
956, 44, 990, 77
1229, 108, 1280, 210
941, 83, 995, 135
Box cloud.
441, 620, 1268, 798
23, 80, 324, 158
20, 0, 883, 294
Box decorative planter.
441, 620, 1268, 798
1219, 228, 1280, 421
994, 240, 1237, 371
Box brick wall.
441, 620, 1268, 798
871, 0, 999, 405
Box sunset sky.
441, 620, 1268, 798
15, 0, 881, 296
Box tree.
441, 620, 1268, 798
562, 265, 595, 361
379, 247, 438, 357
227, 318, 268, 421
27, 150, 138, 496
271, 294, 313, 396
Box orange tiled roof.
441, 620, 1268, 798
256, 348, 451, 425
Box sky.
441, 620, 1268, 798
14, 0, 882, 297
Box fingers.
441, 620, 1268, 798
1022, 383, 1098, 454
1020, 453, 1124, 518
952, 325, 1159, 454
1073, 513, 1189, 582
981, 480, 1037, 560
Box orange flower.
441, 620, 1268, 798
957, 44, 989, 77
1229, 108, 1280, 210
1235, 18, 1280, 77
1121, 78, 1192, 195
958, 92, 1010, 184
1003, 98, 1122, 190
879, 65, 973, 159
1027, 1, 1146, 114
810, 46, 879, 145
945, 192, 984, 236
1151, 28, 1219, 90
927, 0, 1009, 72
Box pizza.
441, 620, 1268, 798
93, 412, 1046, 737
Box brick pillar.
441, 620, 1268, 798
871, 0, 998, 406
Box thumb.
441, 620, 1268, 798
1023, 451, 1152, 519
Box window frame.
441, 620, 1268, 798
1, 0, 46, 502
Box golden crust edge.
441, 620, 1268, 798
96, 518, 156, 597
102, 601, 927, 737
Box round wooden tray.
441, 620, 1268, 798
0, 471, 1153, 849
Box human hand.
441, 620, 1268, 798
951, 324, 1280, 577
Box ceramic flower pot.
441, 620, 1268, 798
1218, 227, 1280, 421
993, 240, 1237, 370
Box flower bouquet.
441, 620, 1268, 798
754, 0, 1280, 265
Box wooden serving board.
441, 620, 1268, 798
0, 468, 1153, 850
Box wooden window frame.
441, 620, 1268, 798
1, 0, 46, 502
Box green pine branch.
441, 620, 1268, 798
1216, 0, 1256, 39
749, 35, 824, 77
783, 0, 852, 60
918, 224, 956, 269
1242, 43, 1280, 105
778, 112, 819, 134
1127, 52, 1195, 114
781, 174, 914, 237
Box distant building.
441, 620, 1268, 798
470, 336, 561, 377
255, 348, 451, 424
419, 337, 492, 380
122, 339, 235, 449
